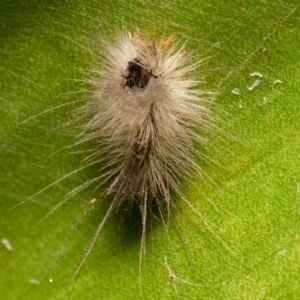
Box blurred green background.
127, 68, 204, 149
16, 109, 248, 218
1, 0, 300, 299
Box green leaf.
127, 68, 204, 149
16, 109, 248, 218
1, 0, 300, 299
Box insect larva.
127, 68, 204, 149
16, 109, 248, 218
65, 29, 213, 280
18, 29, 215, 287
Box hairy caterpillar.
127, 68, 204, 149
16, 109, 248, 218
68, 29, 213, 277
20, 29, 216, 287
